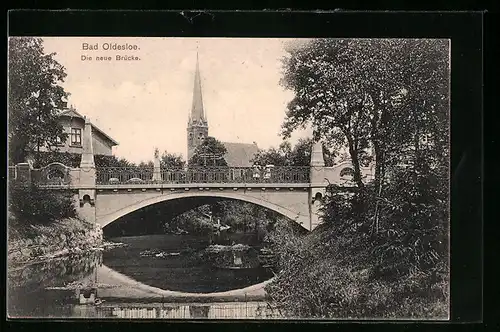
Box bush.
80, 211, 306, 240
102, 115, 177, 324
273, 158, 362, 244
32, 151, 81, 168
30, 151, 133, 169
265, 176, 449, 319
266, 221, 449, 319
8, 180, 76, 225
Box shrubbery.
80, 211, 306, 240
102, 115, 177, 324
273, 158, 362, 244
31, 151, 81, 168
30, 151, 133, 168
265, 170, 449, 319
8, 180, 76, 225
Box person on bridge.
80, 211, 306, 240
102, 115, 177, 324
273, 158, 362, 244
264, 165, 274, 182
252, 165, 261, 182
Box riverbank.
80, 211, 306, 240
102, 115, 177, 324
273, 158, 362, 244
8, 216, 104, 265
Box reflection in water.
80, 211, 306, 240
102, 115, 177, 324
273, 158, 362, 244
106, 302, 281, 319
68, 302, 281, 319
8, 234, 279, 319
102, 234, 273, 293
8, 250, 103, 318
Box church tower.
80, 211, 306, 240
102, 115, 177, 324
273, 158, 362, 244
187, 52, 209, 162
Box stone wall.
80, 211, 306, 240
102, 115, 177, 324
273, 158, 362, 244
8, 217, 103, 265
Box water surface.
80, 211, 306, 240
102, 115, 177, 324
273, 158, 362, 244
8, 233, 275, 319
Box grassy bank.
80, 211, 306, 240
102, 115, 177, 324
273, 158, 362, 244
264, 220, 449, 320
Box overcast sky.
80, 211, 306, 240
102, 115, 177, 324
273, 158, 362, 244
42, 37, 312, 163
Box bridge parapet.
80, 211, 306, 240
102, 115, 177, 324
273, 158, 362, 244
9, 162, 81, 188
323, 161, 375, 187
95, 166, 311, 186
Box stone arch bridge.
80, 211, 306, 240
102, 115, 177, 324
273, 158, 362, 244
9, 121, 374, 231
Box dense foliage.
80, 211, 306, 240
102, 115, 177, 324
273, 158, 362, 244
8, 180, 76, 225
29, 151, 138, 169
189, 136, 228, 167
8, 38, 78, 227
9, 37, 69, 164
161, 151, 185, 169
164, 206, 216, 234
163, 201, 278, 240
251, 138, 335, 167
265, 38, 450, 319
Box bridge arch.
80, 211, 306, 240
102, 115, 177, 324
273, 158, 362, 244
97, 191, 310, 229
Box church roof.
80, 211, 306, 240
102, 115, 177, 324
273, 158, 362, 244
222, 142, 259, 167
58, 108, 119, 146
189, 52, 207, 126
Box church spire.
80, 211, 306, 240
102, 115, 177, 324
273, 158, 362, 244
189, 49, 206, 125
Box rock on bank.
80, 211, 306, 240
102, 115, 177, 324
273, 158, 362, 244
8, 217, 103, 265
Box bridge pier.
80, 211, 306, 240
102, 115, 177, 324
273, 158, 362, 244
309, 141, 327, 231
76, 117, 97, 224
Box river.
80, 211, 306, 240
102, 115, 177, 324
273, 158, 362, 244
7, 233, 282, 319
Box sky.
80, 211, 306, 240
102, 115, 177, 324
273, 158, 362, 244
42, 37, 312, 163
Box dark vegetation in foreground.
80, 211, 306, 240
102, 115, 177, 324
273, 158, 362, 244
263, 38, 450, 319
9, 180, 76, 226
266, 181, 448, 319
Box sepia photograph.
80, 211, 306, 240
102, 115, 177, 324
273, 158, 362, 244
7, 36, 450, 320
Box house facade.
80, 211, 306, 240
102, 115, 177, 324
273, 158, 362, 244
41, 108, 118, 156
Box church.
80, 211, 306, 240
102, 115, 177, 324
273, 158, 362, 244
186, 53, 259, 167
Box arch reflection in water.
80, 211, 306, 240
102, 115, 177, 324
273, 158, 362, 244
101, 234, 274, 293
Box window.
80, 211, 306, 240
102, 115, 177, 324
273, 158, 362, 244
70, 128, 82, 146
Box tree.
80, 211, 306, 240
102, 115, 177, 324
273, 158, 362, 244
265, 38, 450, 318
281, 38, 449, 200
282, 37, 449, 234
161, 151, 185, 169
95, 155, 137, 168
251, 138, 335, 167
9, 37, 69, 164
289, 138, 335, 167
138, 160, 154, 168
189, 136, 228, 167
281, 39, 381, 190
251, 141, 291, 166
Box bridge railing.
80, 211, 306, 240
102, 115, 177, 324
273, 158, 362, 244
96, 166, 310, 185
96, 166, 155, 185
